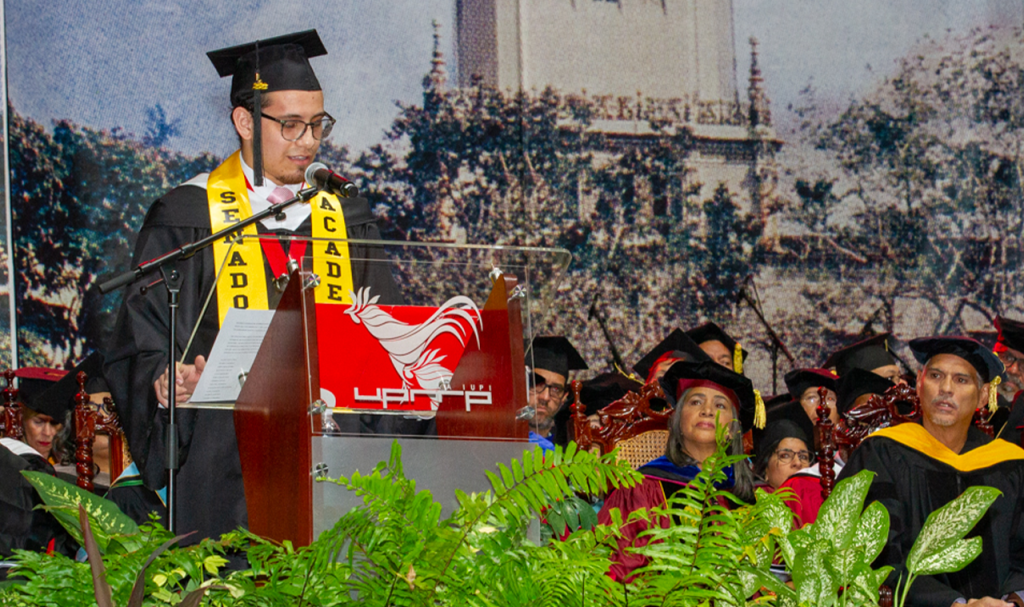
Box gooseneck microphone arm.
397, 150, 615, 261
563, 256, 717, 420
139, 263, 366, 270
98, 187, 320, 294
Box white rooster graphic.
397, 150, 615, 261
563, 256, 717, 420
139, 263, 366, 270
344, 287, 483, 409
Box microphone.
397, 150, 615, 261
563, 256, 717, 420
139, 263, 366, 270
304, 162, 359, 198
735, 274, 754, 305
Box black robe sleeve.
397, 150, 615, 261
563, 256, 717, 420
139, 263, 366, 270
104, 185, 221, 492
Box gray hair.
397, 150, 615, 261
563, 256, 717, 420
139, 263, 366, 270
666, 389, 754, 503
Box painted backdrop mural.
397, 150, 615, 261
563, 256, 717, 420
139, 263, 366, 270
5, 0, 1024, 393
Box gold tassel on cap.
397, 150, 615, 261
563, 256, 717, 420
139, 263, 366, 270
734, 343, 743, 375
613, 362, 641, 384
753, 389, 766, 429
989, 376, 1001, 415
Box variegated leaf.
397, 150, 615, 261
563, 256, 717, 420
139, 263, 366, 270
912, 537, 983, 576
812, 469, 875, 550
793, 539, 838, 607
845, 564, 891, 607
777, 535, 796, 567
757, 489, 795, 537
826, 545, 864, 586
853, 500, 890, 563
907, 486, 1000, 574
23, 470, 139, 553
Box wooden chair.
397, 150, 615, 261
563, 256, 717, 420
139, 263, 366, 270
0, 368, 130, 491
569, 380, 672, 469
72, 371, 130, 492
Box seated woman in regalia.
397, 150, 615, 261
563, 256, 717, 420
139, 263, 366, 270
597, 360, 757, 580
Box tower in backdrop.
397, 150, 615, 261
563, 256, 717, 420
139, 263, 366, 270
456, 0, 738, 104
454, 0, 779, 215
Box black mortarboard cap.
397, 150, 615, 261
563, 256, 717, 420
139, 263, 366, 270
754, 417, 813, 468
633, 328, 710, 382
578, 372, 644, 416
686, 322, 748, 360
752, 399, 815, 454
995, 316, 1024, 354
784, 368, 838, 401
207, 30, 327, 187
528, 336, 588, 378
685, 322, 748, 374
14, 367, 66, 405
835, 367, 894, 415
23, 353, 105, 420
661, 360, 759, 432
823, 333, 898, 376
207, 30, 326, 106
764, 393, 794, 413
909, 336, 1004, 384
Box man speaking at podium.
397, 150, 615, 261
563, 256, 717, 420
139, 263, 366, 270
105, 30, 404, 541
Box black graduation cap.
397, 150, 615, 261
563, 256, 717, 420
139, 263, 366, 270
528, 336, 588, 378
995, 316, 1024, 354
784, 368, 838, 401
577, 372, 644, 416
207, 30, 327, 187
685, 322, 748, 373
752, 399, 815, 455
661, 360, 761, 432
908, 336, 1004, 384
823, 333, 898, 377
24, 353, 105, 420
14, 367, 68, 405
754, 417, 813, 468
835, 368, 894, 415
763, 393, 794, 413
633, 329, 710, 383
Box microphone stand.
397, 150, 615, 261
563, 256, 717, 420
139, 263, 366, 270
737, 286, 794, 395
587, 295, 627, 373
98, 186, 321, 533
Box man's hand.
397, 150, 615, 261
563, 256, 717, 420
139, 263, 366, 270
962, 597, 1013, 607
154, 356, 207, 407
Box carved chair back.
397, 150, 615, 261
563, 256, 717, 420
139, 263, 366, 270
569, 380, 673, 470
1, 370, 24, 440
72, 370, 130, 491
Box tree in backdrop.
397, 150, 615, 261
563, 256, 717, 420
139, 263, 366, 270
9, 105, 218, 367
795, 25, 1024, 335
352, 61, 764, 367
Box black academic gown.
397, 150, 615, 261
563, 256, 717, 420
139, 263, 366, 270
0, 444, 35, 558
838, 424, 1024, 607
998, 392, 1024, 447
104, 176, 411, 543
0, 443, 79, 560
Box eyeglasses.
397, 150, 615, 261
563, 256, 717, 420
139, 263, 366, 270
774, 449, 814, 465
801, 392, 837, 407
260, 112, 336, 141
529, 375, 567, 400
1000, 352, 1021, 369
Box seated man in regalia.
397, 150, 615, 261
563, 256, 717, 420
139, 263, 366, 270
838, 336, 1024, 607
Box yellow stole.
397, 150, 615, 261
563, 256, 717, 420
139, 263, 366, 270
869, 423, 1024, 473
207, 151, 355, 325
